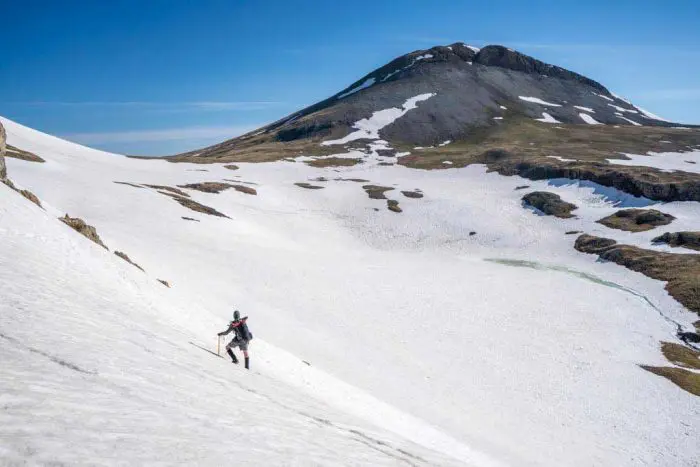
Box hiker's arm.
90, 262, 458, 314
218, 325, 233, 336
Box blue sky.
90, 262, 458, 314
2, 0, 699, 155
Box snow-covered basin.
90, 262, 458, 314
3, 116, 699, 466
0, 187, 468, 466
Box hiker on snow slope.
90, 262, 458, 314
218, 310, 253, 369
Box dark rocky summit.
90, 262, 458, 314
522, 191, 577, 218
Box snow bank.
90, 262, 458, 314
579, 112, 603, 125
535, 112, 561, 123
518, 96, 561, 107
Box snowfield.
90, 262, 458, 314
2, 115, 699, 466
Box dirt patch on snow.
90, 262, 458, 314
144, 185, 190, 197
5, 144, 45, 163
178, 182, 234, 194
574, 234, 700, 316
224, 164, 239, 171
114, 181, 145, 189
363, 185, 394, 200
306, 157, 363, 168
171, 196, 229, 218
641, 366, 700, 397
60, 215, 108, 249
387, 200, 402, 213
597, 209, 675, 232
401, 190, 424, 199
522, 191, 577, 218
158, 279, 171, 288
295, 182, 324, 190
115, 251, 144, 272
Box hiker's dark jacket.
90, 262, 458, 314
219, 317, 252, 341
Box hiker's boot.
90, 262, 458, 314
227, 349, 238, 364
244, 357, 250, 370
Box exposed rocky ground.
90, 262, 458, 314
295, 182, 324, 190
522, 191, 577, 218
574, 234, 700, 316
596, 209, 675, 232
115, 251, 145, 272
652, 232, 700, 251
0, 121, 6, 181
59, 215, 108, 249
4, 144, 44, 163
363, 185, 394, 200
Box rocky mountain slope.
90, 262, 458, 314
170, 43, 698, 164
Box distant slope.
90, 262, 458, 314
170, 44, 697, 164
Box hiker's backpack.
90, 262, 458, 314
234, 317, 253, 341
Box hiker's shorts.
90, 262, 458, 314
227, 337, 249, 352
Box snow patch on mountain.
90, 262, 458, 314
579, 113, 603, 125
535, 112, 561, 123
608, 104, 638, 114
617, 115, 642, 126
574, 106, 595, 113
518, 96, 561, 107
322, 93, 436, 146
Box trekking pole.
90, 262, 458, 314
217, 335, 220, 356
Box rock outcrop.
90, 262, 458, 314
652, 232, 700, 251
574, 234, 700, 316
59, 215, 109, 249
0, 121, 7, 181
597, 209, 675, 232
522, 191, 577, 218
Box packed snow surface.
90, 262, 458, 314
518, 96, 561, 107
579, 112, 603, 125
2, 115, 699, 466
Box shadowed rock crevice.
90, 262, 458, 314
522, 191, 577, 218
597, 209, 675, 232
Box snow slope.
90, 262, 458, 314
2, 116, 699, 466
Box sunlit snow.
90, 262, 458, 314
518, 96, 561, 107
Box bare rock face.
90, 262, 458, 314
59, 215, 109, 249
1, 121, 7, 181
